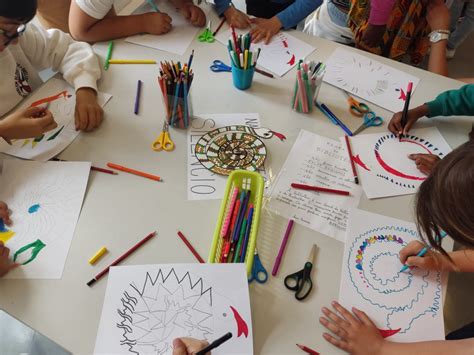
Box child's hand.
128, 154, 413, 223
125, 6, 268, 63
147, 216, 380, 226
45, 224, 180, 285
179, 3, 206, 27
408, 153, 440, 175
172, 337, 209, 355
143, 12, 173, 35
0, 106, 57, 141
399, 240, 454, 271
388, 104, 429, 137
75, 88, 104, 132
0, 242, 19, 277
0, 201, 12, 226
361, 24, 386, 47
319, 301, 386, 355
224, 6, 251, 29
250, 17, 281, 44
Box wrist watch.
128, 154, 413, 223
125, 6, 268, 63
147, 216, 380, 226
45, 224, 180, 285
429, 30, 450, 43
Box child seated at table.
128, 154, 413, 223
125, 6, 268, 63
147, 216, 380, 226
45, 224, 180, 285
388, 84, 474, 175
213, 0, 323, 44
68, 0, 206, 42
0, 0, 104, 132
319, 139, 474, 354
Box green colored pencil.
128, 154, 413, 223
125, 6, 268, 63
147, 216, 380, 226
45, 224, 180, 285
104, 41, 114, 71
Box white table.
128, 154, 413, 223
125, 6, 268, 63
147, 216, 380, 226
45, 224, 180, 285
0, 12, 471, 354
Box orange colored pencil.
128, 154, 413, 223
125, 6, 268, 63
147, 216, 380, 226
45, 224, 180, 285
107, 162, 162, 182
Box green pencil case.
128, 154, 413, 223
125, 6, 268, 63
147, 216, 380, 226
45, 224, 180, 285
208, 170, 264, 276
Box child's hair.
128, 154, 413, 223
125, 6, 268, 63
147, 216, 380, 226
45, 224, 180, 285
0, 0, 37, 23
416, 139, 474, 255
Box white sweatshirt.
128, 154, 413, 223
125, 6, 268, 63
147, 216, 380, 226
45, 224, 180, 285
0, 23, 101, 117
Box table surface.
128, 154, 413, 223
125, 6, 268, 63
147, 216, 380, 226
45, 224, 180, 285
0, 9, 471, 355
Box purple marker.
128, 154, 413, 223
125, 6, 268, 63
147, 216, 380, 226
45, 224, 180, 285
272, 219, 295, 276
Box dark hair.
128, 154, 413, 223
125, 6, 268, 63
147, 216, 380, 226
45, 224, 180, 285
0, 0, 37, 23
416, 139, 474, 256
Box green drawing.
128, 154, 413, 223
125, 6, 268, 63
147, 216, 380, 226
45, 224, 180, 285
13, 239, 46, 265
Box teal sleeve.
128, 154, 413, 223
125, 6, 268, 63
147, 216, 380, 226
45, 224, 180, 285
426, 84, 474, 117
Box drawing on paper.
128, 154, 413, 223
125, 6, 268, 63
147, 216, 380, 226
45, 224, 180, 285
195, 125, 286, 176
347, 226, 441, 334
0, 219, 15, 244
265, 33, 296, 66
353, 133, 445, 189
28, 204, 40, 214
116, 268, 249, 354
13, 239, 46, 265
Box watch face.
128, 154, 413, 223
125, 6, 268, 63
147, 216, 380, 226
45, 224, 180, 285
431, 32, 441, 42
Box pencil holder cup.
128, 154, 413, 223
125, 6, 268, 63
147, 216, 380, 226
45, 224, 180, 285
292, 72, 324, 114
208, 170, 264, 276
231, 64, 255, 90
162, 92, 193, 129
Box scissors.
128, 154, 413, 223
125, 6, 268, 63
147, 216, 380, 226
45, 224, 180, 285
284, 244, 317, 301
198, 20, 215, 43
352, 111, 384, 135
152, 121, 175, 152
248, 248, 268, 284
343, 90, 371, 117
210, 60, 231, 73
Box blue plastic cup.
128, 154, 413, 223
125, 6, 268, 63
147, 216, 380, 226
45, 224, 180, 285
231, 63, 255, 90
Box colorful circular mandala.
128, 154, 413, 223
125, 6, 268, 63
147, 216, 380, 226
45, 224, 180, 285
195, 125, 271, 176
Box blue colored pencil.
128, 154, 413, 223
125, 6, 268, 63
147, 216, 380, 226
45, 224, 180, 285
315, 102, 337, 125
399, 231, 448, 273
240, 207, 254, 262
183, 78, 189, 127
232, 190, 250, 243
134, 80, 142, 115
171, 78, 181, 125
321, 103, 353, 136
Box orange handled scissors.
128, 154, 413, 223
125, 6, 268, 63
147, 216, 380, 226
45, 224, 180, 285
152, 122, 174, 152
343, 90, 370, 117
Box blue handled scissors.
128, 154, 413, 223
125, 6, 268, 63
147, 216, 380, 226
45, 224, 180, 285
248, 248, 268, 284
284, 244, 317, 301
352, 111, 384, 135
210, 60, 231, 73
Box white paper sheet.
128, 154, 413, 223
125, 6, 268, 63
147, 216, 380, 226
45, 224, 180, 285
94, 264, 253, 354
215, 26, 316, 77
125, 0, 210, 55
188, 113, 261, 201
0, 160, 91, 279
339, 209, 445, 342
345, 127, 452, 199
323, 47, 420, 112
0, 78, 112, 162
266, 130, 362, 242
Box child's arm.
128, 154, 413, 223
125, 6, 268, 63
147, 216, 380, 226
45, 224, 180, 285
215, 1, 251, 29
169, 0, 206, 27
0, 107, 57, 142
250, 0, 323, 44
426, 2, 450, 77
69, 1, 172, 42
320, 301, 474, 355
388, 85, 474, 136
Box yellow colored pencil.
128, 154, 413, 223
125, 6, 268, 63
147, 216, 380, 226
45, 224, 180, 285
244, 50, 248, 69
108, 60, 156, 64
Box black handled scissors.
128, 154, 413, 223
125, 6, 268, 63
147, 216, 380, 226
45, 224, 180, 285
284, 244, 317, 301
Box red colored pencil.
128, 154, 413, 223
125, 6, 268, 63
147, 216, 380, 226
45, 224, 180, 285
291, 183, 350, 196
86, 231, 156, 286
296, 344, 319, 355
91, 166, 118, 175
177, 231, 205, 263
344, 135, 359, 184
255, 67, 274, 78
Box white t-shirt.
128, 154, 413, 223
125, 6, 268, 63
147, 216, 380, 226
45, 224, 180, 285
75, 0, 116, 19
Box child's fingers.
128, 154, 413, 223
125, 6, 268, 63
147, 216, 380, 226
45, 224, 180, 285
75, 108, 88, 131
24, 106, 45, 117
1, 245, 10, 257
322, 307, 350, 328
331, 301, 357, 325
352, 307, 376, 327
322, 332, 350, 352
319, 316, 348, 339
264, 32, 272, 45
399, 241, 425, 264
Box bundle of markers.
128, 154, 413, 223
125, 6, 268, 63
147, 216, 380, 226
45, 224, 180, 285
227, 28, 261, 70
157, 52, 194, 128
292, 60, 326, 113
218, 184, 254, 263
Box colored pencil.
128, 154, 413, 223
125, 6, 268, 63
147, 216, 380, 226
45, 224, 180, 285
220, 186, 239, 238
213, 17, 226, 36
195, 332, 233, 355
134, 80, 142, 115
239, 206, 254, 262
399, 81, 413, 141
108, 60, 156, 64
146, 0, 160, 12
291, 183, 350, 196
344, 135, 359, 184
315, 102, 337, 125
272, 219, 294, 276
86, 231, 156, 286
296, 344, 320, 355
320, 103, 353, 136
107, 162, 162, 182
177, 231, 205, 263
91, 166, 118, 175
399, 231, 447, 273
104, 41, 113, 70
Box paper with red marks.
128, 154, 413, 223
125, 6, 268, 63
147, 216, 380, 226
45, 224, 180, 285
343, 127, 451, 199
0, 78, 112, 161
216, 27, 315, 77
94, 264, 253, 354
324, 47, 420, 112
